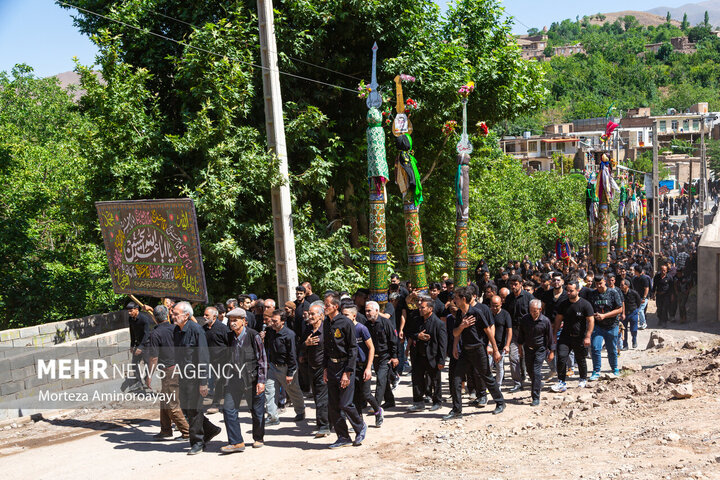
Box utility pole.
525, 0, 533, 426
699, 116, 706, 230
257, 0, 298, 303
652, 120, 661, 273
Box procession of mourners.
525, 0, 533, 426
124, 215, 699, 454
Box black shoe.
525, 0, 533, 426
442, 410, 462, 421
531, 399, 540, 406
469, 399, 484, 408
423, 396, 432, 404
187, 443, 204, 455
492, 403, 506, 415
381, 402, 396, 409
265, 417, 280, 426
203, 425, 221, 444
477, 395, 488, 406
293, 413, 306, 422
429, 403, 442, 412
153, 431, 174, 440
509, 385, 523, 393
375, 411, 384, 427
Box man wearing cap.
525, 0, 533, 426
172, 301, 221, 455
123, 301, 153, 392
220, 308, 267, 453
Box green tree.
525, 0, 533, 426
682, 13, 689, 30
631, 151, 670, 179
52, 0, 550, 304
0, 66, 119, 329
704, 10, 710, 27
666, 11, 671, 23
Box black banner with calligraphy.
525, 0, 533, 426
95, 199, 208, 303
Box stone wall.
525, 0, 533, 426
0, 310, 127, 349
0, 328, 131, 420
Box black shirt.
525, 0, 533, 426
490, 308, 512, 348
579, 286, 593, 300
541, 289, 568, 322
432, 298, 445, 318
557, 297, 594, 338
305, 293, 320, 304
265, 326, 298, 375
323, 313, 358, 373
173, 320, 210, 385
147, 321, 175, 367
631, 275, 650, 298
367, 316, 398, 359
129, 311, 153, 348
383, 302, 396, 331
203, 320, 230, 364
300, 322, 324, 370
517, 313, 553, 350
459, 304, 493, 348
652, 273, 673, 297
622, 288, 642, 313
504, 289, 534, 331
588, 288, 623, 328
245, 310, 261, 332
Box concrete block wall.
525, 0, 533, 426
0, 310, 127, 350
0, 328, 131, 417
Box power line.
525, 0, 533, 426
134, 3, 362, 81
58, 1, 358, 94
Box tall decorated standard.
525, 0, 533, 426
362, 43, 390, 306
392, 75, 427, 293
453, 82, 475, 287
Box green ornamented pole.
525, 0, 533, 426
594, 152, 610, 271
365, 43, 389, 306
454, 82, 475, 287
392, 74, 427, 293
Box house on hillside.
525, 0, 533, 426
643, 36, 696, 55
515, 34, 585, 61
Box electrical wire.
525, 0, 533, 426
130, 2, 362, 81
58, 1, 359, 94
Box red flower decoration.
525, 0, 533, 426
478, 121, 489, 136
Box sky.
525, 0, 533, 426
0, 0, 692, 78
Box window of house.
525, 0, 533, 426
529, 161, 541, 171
693, 119, 699, 131
558, 125, 563, 133
659, 120, 666, 133
637, 131, 643, 144
682, 119, 689, 131
671, 120, 679, 131
528, 141, 538, 152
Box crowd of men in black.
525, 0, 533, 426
122, 215, 701, 455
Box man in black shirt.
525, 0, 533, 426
172, 301, 220, 455
294, 285, 312, 396
302, 281, 321, 303
365, 300, 398, 426
147, 305, 189, 440
587, 276, 623, 380
264, 310, 306, 425
653, 264, 673, 326
620, 279, 641, 350
124, 301, 153, 392
301, 302, 330, 437
552, 281, 594, 392
504, 275, 534, 393
488, 296, 512, 388
631, 265, 650, 329
444, 287, 505, 420
322, 293, 367, 448
202, 306, 230, 414
407, 295, 447, 413
517, 299, 553, 405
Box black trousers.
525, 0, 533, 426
523, 346, 546, 401
657, 294, 671, 325
309, 365, 329, 429
354, 362, 380, 415
557, 337, 587, 382
373, 355, 394, 407
448, 355, 458, 402
327, 362, 364, 441
178, 379, 218, 446
451, 347, 503, 413
209, 362, 224, 406
411, 353, 441, 404
298, 358, 311, 393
